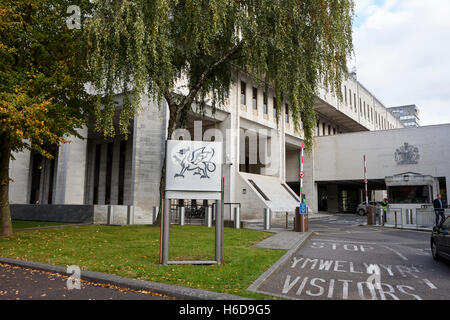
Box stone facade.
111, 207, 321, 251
8, 71, 406, 223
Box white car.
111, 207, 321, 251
356, 202, 382, 216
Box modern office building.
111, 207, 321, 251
388, 105, 421, 127
8, 71, 407, 224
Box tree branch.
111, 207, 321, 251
179, 41, 244, 112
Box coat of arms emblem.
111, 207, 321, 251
395, 143, 420, 165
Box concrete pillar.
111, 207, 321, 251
97, 143, 107, 205
130, 95, 166, 223
218, 117, 232, 204
84, 140, 96, 205
110, 139, 121, 205
230, 72, 241, 205
303, 150, 318, 214
280, 118, 286, 181
9, 150, 31, 204
123, 137, 134, 205
54, 126, 88, 204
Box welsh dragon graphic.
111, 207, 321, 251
173, 146, 217, 179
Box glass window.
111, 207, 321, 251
344, 86, 347, 105
273, 97, 277, 118
252, 87, 258, 110
388, 186, 431, 204
240, 81, 246, 105
263, 92, 268, 114
285, 104, 289, 123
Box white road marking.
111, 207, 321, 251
313, 239, 378, 245
313, 238, 411, 260
423, 279, 437, 290
380, 245, 408, 261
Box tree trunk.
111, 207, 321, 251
153, 104, 179, 226
0, 134, 13, 237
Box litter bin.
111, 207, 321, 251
367, 206, 377, 226
295, 207, 309, 232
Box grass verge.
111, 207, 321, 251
0, 224, 284, 299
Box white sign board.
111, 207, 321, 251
165, 140, 223, 193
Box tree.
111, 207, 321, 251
85, 0, 354, 204
0, 0, 93, 237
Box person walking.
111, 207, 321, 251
433, 194, 446, 227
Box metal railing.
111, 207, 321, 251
169, 201, 210, 225
385, 207, 450, 230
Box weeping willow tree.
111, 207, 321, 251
85, 0, 354, 195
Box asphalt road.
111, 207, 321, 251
257, 214, 450, 300
0, 263, 173, 300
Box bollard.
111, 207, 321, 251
205, 206, 213, 227
234, 207, 241, 229
377, 207, 382, 226
394, 211, 398, 228
285, 212, 288, 229
153, 206, 159, 223
264, 208, 271, 230
179, 207, 185, 226
372, 206, 376, 226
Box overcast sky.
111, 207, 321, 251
351, 0, 450, 126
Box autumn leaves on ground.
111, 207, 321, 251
0, 224, 284, 299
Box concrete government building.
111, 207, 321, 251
8, 70, 450, 224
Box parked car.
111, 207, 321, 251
356, 201, 382, 216
431, 216, 450, 261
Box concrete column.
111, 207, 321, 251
40, 156, 52, 204
97, 143, 107, 205
279, 102, 287, 181
130, 95, 166, 223
218, 117, 232, 204
303, 150, 318, 214
84, 140, 96, 205
9, 150, 31, 204
54, 126, 88, 204
123, 137, 133, 205
110, 139, 121, 205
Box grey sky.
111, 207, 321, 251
351, 0, 450, 126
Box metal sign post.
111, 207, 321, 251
161, 140, 223, 265
364, 155, 369, 205
299, 141, 306, 232
363, 155, 374, 225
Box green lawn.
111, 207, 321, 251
12, 220, 71, 229
0, 225, 284, 299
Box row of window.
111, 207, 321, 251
239, 80, 398, 131
316, 120, 340, 136
343, 85, 396, 130
240, 81, 290, 124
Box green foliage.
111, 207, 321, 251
0, 0, 94, 155
86, 0, 354, 150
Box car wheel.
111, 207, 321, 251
357, 209, 366, 216
431, 240, 440, 261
